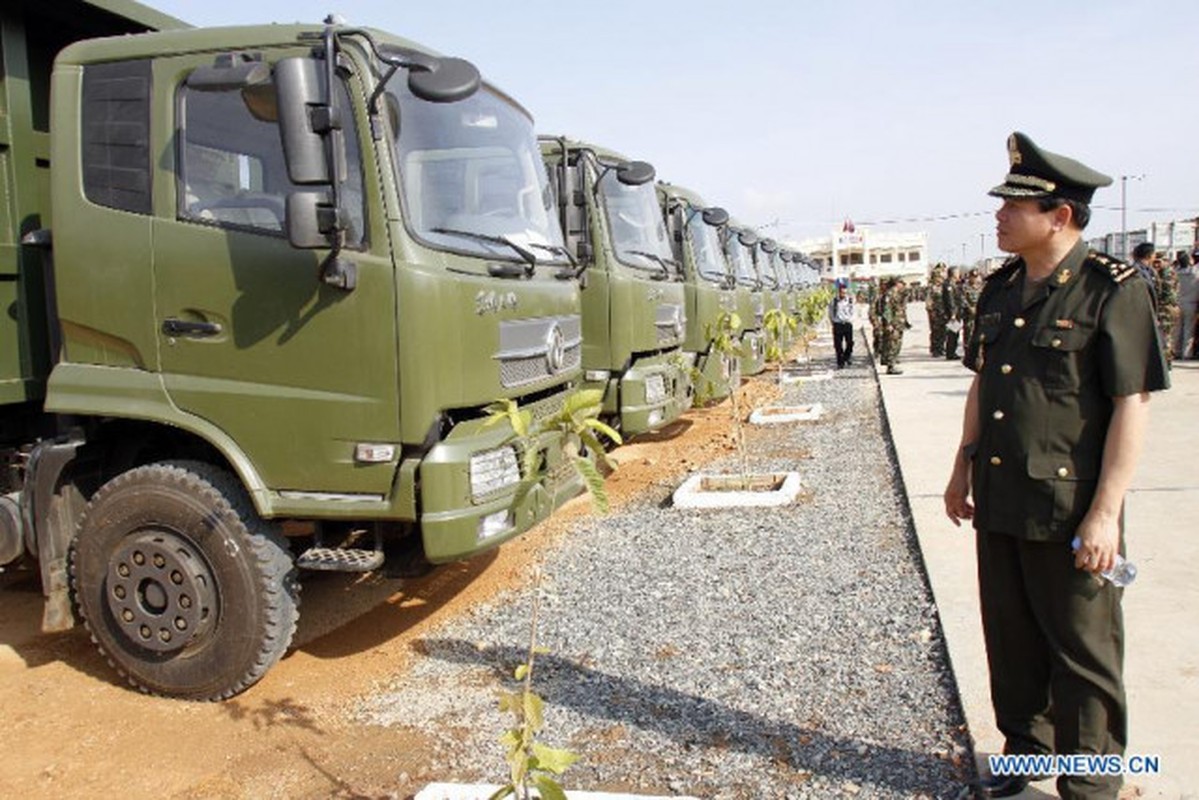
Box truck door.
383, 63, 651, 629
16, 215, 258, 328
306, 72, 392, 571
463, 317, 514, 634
151, 55, 400, 497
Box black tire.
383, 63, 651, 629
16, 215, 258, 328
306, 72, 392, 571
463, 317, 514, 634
70, 461, 299, 700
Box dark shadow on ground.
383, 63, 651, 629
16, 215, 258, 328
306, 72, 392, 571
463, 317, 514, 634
417, 637, 971, 795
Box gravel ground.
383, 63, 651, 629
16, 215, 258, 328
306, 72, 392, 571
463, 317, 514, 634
358, 333, 975, 800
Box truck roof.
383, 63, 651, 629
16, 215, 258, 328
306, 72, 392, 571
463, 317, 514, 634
540, 136, 634, 167
657, 182, 708, 209
79, 0, 190, 32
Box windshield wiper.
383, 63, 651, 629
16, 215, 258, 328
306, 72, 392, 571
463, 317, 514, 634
430, 227, 537, 277
624, 249, 677, 281
527, 242, 583, 281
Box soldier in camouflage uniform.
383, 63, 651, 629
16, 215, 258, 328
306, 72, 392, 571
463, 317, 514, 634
959, 269, 983, 360
865, 278, 880, 356
878, 278, 909, 374
1153, 255, 1179, 368
926, 263, 947, 356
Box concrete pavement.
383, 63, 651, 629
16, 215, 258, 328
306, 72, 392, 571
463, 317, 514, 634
873, 304, 1197, 800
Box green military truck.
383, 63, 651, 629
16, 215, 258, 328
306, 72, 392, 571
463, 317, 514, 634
656, 182, 737, 402
539, 137, 689, 435
0, 0, 585, 699
722, 220, 768, 376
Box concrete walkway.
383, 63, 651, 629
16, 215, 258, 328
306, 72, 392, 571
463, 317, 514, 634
873, 304, 1197, 800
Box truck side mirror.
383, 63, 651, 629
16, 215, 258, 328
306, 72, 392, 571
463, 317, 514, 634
702, 207, 729, 227
738, 230, 758, 247
274, 57, 333, 185
616, 161, 655, 186
408, 56, 481, 103
286, 191, 343, 249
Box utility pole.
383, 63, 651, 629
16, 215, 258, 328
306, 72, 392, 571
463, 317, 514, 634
1120, 174, 1144, 260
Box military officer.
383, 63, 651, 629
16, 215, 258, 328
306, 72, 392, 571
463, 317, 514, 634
943, 132, 1168, 799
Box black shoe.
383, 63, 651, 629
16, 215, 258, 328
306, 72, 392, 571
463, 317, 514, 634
977, 771, 1050, 798
976, 774, 1029, 798
886, 366, 903, 375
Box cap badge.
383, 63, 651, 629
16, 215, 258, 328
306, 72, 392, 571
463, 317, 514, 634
1007, 134, 1023, 166
1057, 269, 1071, 285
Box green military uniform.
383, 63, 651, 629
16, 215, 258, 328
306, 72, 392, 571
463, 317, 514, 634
942, 269, 962, 359
877, 280, 907, 372
927, 265, 947, 356
960, 271, 982, 356
967, 133, 1170, 800
865, 280, 880, 355
1154, 263, 1179, 368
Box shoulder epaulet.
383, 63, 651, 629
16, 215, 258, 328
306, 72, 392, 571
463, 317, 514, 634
1085, 250, 1138, 284
984, 257, 1021, 283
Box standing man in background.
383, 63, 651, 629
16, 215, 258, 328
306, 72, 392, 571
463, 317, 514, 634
1176, 250, 1197, 359
828, 280, 856, 368
943, 132, 1168, 799
927, 263, 947, 356
942, 266, 963, 359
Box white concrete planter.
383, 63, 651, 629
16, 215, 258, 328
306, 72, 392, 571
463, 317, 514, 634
416, 783, 699, 800
749, 403, 824, 425
779, 368, 833, 384
672, 471, 801, 508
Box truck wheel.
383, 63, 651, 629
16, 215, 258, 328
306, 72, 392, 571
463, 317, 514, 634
71, 461, 299, 700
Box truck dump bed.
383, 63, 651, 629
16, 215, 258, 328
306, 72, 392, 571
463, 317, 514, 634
0, 0, 186, 405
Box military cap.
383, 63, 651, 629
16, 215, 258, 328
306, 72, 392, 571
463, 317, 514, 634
988, 131, 1113, 204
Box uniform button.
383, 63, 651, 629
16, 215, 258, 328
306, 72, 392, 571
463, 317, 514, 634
992, 410, 1005, 420
1014, 317, 1026, 328
990, 456, 1002, 466
1051, 338, 1062, 348
1057, 466, 1068, 478
1000, 364, 1012, 374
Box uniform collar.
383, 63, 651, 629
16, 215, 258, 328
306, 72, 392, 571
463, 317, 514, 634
1010, 238, 1087, 291
1044, 238, 1088, 290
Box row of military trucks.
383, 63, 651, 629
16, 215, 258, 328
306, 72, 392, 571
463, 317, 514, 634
0, 0, 823, 699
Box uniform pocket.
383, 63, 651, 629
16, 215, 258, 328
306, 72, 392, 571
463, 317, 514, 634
1030, 324, 1092, 392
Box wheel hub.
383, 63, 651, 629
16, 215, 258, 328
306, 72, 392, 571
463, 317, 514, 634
107, 532, 214, 653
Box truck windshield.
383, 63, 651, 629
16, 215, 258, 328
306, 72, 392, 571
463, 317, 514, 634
686, 211, 729, 284
758, 252, 780, 289
390, 79, 566, 263
726, 237, 757, 287
598, 170, 678, 277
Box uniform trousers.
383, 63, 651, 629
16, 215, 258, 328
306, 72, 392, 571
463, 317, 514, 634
976, 529, 1126, 800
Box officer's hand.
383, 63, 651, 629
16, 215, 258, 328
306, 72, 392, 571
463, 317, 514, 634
943, 463, 974, 528
1073, 509, 1120, 574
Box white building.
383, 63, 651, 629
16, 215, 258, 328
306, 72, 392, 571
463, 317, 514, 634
795, 225, 929, 284
1088, 218, 1197, 261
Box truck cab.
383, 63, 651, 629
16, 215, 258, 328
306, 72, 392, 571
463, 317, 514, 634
540, 137, 690, 436
723, 221, 767, 376
1, 3, 584, 699
656, 183, 737, 402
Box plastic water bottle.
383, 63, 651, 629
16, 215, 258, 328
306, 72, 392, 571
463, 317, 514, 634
1071, 536, 1137, 587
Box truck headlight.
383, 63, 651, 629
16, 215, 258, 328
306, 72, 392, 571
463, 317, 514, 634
645, 373, 667, 404
469, 445, 520, 501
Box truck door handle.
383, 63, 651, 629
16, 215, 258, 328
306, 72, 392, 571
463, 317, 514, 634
162, 318, 222, 337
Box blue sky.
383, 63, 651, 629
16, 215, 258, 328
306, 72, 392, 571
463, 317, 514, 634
150, 1, 1199, 263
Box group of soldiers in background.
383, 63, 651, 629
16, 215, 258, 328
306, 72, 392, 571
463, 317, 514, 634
855, 242, 1197, 377
864, 277, 910, 374
1131, 244, 1198, 368
924, 263, 984, 362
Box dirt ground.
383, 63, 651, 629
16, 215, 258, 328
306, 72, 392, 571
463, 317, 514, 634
0, 378, 785, 800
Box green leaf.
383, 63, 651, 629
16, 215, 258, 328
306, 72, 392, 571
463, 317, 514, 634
573, 456, 609, 514
498, 691, 520, 714
727, 312, 742, 331
487, 785, 516, 800
531, 743, 580, 775
531, 775, 569, 800
583, 417, 622, 446
523, 691, 545, 731
578, 430, 617, 472
562, 389, 605, 418
499, 729, 521, 748
514, 663, 529, 681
